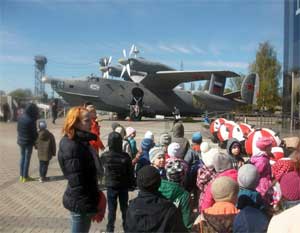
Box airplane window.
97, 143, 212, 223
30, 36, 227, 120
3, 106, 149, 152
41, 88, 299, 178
69, 85, 74, 88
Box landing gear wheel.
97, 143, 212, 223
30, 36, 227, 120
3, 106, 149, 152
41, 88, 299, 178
130, 111, 142, 121
117, 113, 127, 120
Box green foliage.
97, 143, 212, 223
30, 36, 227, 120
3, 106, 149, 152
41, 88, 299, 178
249, 41, 281, 111
227, 74, 245, 91
224, 88, 233, 94
8, 88, 33, 99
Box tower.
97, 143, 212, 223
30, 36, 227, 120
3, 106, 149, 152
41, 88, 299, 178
34, 55, 47, 97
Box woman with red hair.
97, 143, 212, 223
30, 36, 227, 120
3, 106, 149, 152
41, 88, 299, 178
58, 106, 100, 233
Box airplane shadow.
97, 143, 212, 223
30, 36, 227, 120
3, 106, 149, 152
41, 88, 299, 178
48, 175, 65, 182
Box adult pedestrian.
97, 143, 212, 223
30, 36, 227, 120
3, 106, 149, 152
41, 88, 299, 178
17, 103, 39, 183
58, 106, 100, 233
51, 98, 58, 124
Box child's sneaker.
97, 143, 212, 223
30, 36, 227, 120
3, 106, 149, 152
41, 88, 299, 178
39, 177, 44, 183
19, 176, 23, 182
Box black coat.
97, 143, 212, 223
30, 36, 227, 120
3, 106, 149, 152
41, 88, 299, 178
125, 191, 188, 233
101, 131, 135, 189
17, 104, 39, 146
101, 150, 135, 189
58, 130, 99, 214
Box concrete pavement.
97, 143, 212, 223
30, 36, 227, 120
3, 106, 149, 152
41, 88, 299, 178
0, 117, 212, 233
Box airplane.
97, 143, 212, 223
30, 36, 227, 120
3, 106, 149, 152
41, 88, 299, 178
43, 47, 259, 121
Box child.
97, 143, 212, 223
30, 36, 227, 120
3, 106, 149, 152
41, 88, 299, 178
126, 127, 138, 159
202, 177, 240, 233
250, 137, 274, 205
35, 121, 56, 182
149, 147, 166, 178
226, 138, 245, 170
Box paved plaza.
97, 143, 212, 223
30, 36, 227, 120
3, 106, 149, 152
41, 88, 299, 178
0, 117, 212, 233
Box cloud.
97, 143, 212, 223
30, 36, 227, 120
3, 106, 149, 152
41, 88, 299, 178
0, 55, 32, 64
158, 44, 177, 53
196, 60, 248, 69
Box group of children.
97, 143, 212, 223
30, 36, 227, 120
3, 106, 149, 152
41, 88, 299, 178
31, 107, 300, 233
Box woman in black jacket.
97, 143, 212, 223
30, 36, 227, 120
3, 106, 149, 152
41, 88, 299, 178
58, 106, 99, 233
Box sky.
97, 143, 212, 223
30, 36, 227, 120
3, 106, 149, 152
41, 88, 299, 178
0, 0, 284, 94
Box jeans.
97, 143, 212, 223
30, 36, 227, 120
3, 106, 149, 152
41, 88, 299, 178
39, 161, 49, 178
106, 187, 129, 232
70, 212, 92, 233
19, 145, 33, 178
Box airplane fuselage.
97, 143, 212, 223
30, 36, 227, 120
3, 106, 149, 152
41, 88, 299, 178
51, 76, 244, 117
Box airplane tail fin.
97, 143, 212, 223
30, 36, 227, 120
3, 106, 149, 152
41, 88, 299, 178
241, 73, 259, 105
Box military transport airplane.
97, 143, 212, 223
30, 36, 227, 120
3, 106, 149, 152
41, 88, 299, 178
43, 47, 259, 120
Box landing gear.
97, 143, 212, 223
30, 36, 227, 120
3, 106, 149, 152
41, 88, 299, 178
130, 104, 142, 121
129, 87, 144, 121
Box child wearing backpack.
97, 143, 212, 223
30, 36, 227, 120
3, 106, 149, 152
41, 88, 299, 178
35, 121, 56, 182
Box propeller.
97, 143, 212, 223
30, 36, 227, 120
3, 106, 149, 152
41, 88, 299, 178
119, 49, 131, 79
99, 56, 112, 78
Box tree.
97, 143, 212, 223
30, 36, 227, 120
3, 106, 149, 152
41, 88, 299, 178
227, 74, 245, 91
9, 88, 33, 99
249, 41, 281, 111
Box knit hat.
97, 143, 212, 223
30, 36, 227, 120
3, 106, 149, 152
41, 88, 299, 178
111, 122, 120, 131
144, 131, 154, 140
126, 127, 136, 137
280, 171, 300, 201
201, 143, 217, 169
167, 142, 181, 158
115, 125, 126, 138
192, 132, 202, 144
238, 164, 259, 189
149, 147, 165, 164
38, 120, 47, 130
200, 142, 210, 153
256, 137, 273, 151
137, 165, 161, 192
166, 160, 185, 183
159, 133, 171, 146
108, 131, 122, 152
211, 176, 239, 203
212, 152, 233, 172
272, 159, 295, 181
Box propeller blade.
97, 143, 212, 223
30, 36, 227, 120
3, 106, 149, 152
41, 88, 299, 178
129, 44, 135, 57
104, 57, 107, 66
126, 64, 131, 77
123, 49, 127, 58
120, 66, 126, 78
108, 56, 112, 65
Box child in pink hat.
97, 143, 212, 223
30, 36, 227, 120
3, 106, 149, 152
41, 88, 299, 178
250, 137, 274, 206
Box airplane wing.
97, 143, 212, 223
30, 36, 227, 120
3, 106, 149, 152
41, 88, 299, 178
138, 70, 240, 90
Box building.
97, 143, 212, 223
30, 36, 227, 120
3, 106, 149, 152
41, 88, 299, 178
283, 0, 300, 128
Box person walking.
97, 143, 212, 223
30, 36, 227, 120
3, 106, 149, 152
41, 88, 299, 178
58, 106, 100, 233
35, 120, 56, 182
51, 99, 58, 124
17, 103, 39, 183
